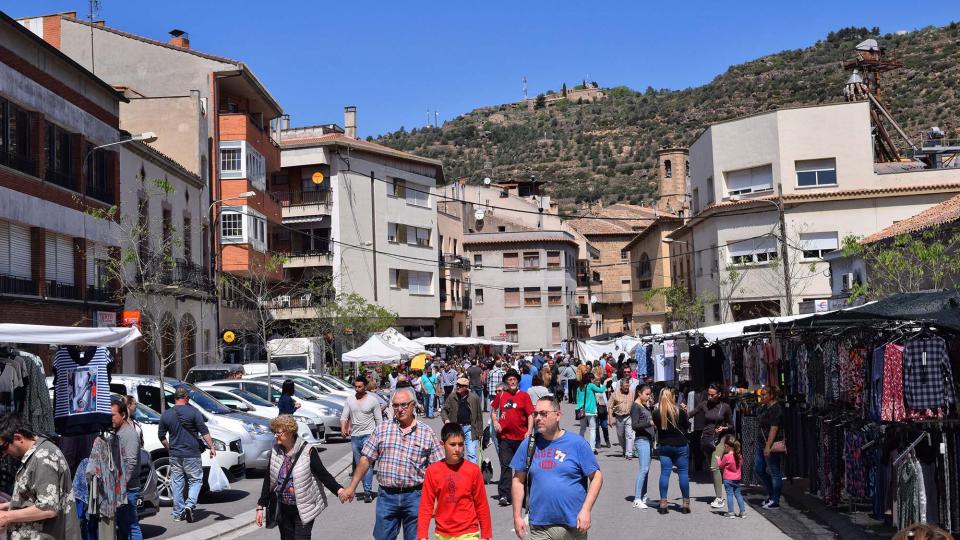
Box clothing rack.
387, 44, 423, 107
893, 431, 932, 466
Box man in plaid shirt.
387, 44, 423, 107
341, 386, 444, 540
486, 361, 505, 413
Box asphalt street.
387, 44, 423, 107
229, 400, 796, 540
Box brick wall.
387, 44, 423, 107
41, 15, 62, 49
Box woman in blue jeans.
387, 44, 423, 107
631, 384, 655, 509
652, 388, 691, 515
756, 385, 785, 509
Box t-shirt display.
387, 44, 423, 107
53, 346, 113, 435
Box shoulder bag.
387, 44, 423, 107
173, 407, 206, 453
266, 445, 308, 529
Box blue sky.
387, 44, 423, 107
2, 1, 955, 138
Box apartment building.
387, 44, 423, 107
273, 108, 443, 337
20, 12, 285, 362
437, 184, 473, 337
0, 12, 123, 368
464, 231, 579, 351
677, 101, 960, 324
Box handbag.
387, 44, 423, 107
575, 408, 585, 420
265, 445, 308, 529
770, 440, 787, 454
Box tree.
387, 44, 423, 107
841, 226, 960, 300
561, 83, 568, 97
534, 94, 547, 110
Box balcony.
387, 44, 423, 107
262, 293, 333, 320
46, 280, 80, 300
136, 252, 214, 293
275, 190, 333, 222
1, 148, 36, 177
87, 286, 119, 304
0, 275, 35, 296
439, 254, 471, 270
281, 250, 332, 268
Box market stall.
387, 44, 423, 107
413, 336, 514, 360
341, 328, 432, 365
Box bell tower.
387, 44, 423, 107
656, 147, 689, 215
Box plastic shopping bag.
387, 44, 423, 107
208, 465, 230, 492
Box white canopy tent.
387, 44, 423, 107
413, 336, 516, 347
342, 328, 432, 364
575, 336, 644, 362
651, 312, 822, 343
0, 324, 141, 347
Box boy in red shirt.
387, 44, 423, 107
418, 423, 492, 540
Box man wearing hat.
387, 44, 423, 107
490, 369, 534, 507
440, 376, 484, 464
158, 386, 216, 523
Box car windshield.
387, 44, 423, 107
133, 402, 161, 424
256, 378, 322, 400
167, 384, 234, 414
285, 376, 328, 394
273, 355, 308, 371
324, 377, 352, 390
232, 389, 273, 407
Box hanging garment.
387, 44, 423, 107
54, 347, 113, 435
881, 344, 907, 422
903, 337, 957, 411
634, 345, 648, 379
20, 352, 55, 436
678, 352, 691, 383
895, 453, 926, 529
86, 434, 126, 520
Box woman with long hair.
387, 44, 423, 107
690, 383, 733, 509
278, 379, 301, 415
652, 388, 691, 514
630, 384, 655, 509
576, 372, 607, 454
756, 385, 785, 509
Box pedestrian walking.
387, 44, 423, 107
341, 376, 384, 503
631, 384, 655, 509
575, 373, 606, 454
442, 364, 458, 406
756, 385, 785, 509
113, 398, 143, 540
485, 362, 505, 413
416, 423, 492, 540
653, 388, 691, 515
467, 362, 484, 403
559, 362, 576, 403
689, 383, 733, 509
526, 375, 552, 403
278, 379, 302, 415
158, 386, 216, 523
255, 415, 344, 540
420, 367, 439, 418
716, 434, 747, 519
341, 387, 444, 540
511, 397, 603, 540
608, 378, 634, 459
0, 415, 80, 539
490, 369, 534, 507
594, 379, 611, 449
440, 377, 483, 463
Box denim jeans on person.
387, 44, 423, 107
116, 488, 143, 540
578, 414, 597, 451
424, 393, 435, 417
375, 488, 421, 540
462, 425, 478, 464
614, 415, 634, 456
634, 437, 651, 501
754, 447, 783, 504
657, 444, 690, 500
723, 479, 746, 514
279, 501, 314, 540
170, 456, 203, 519
595, 412, 610, 446
352, 434, 375, 493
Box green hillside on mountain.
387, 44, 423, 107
375, 24, 960, 207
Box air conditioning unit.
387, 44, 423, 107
841, 273, 855, 292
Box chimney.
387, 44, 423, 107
168, 29, 190, 49
344, 106, 357, 139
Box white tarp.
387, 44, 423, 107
576, 336, 644, 362
654, 312, 821, 343
414, 337, 515, 347
342, 328, 432, 364
0, 324, 141, 347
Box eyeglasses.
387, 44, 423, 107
392, 401, 414, 410
531, 411, 556, 418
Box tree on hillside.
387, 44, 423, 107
561, 83, 568, 97
534, 94, 547, 110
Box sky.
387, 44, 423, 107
2, 1, 956, 138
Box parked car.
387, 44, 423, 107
110, 375, 274, 471
183, 364, 244, 384
197, 383, 324, 442
266, 372, 352, 398
205, 379, 345, 443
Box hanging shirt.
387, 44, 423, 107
902, 337, 957, 411
54, 347, 113, 435
634, 346, 648, 378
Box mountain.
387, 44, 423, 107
375, 24, 960, 208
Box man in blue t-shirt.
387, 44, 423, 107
158, 386, 215, 523
510, 396, 602, 540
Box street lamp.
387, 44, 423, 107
728, 194, 793, 316
208, 191, 256, 214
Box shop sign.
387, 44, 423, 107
121, 310, 141, 330
95, 311, 117, 327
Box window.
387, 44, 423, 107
497, 226, 506, 232
409, 271, 433, 295
713, 304, 721, 321
2, 101, 33, 175
415, 226, 431, 247
475, 288, 484, 304
725, 165, 773, 196
45, 122, 73, 189
86, 242, 110, 289
504, 287, 520, 307
245, 146, 266, 189
389, 268, 409, 289
388, 222, 407, 243
503, 252, 518, 270
473, 254, 482, 268
162, 208, 173, 257
686, 160, 690, 177
476, 325, 485, 337
796, 158, 837, 187
547, 251, 561, 269
548, 286, 562, 305
86, 147, 114, 203
523, 251, 540, 270
727, 237, 778, 265
220, 146, 242, 175
800, 231, 839, 260
524, 287, 541, 307
390, 178, 406, 198
219, 142, 265, 189
621, 278, 630, 286
45, 233, 74, 286
692, 187, 700, 214
0, 221, 32, 282
221, 212, 243, 239
406, 182, 430, 207
636, 253, 652, 290
183, 217, 192, 262
664, 159, 672, 178
551, 322, 561, 345
620, 249, 628, 261
505, 323, 518, 343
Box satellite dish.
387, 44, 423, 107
474, 209, 485, 221
483, 177, 492, 186
590, 295, 599, 304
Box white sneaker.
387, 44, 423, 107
641, 496, 648, 504
632, 500, 649, 509
710, 498, 726, 509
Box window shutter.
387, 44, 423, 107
87, 243, 109, 286
397, 224, 408, 244
398, 269, 409, 289
503, 253, 518, 269
45, 235, 57, 281
56, 235, 74, 284
9, 224, 30, 279
0, 223, 9, 275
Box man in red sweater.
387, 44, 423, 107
417, 423, 492, 540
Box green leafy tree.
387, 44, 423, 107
534, 94, 547, 110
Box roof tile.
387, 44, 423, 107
861, 193, 960, 244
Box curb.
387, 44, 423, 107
169, 449, 357, 540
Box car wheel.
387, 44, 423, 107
153, 456, 173, 507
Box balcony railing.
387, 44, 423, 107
439, 254, 471, 270
137, 252, 214, 292
274, 190, 333, 207
46, 280, 80, 300
87, 285, 119, 303
0, 275, 35, 296
281, 250, 332, 268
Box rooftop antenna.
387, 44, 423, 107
522, 76, 528, 100
426, 108, 430, 127
435, 109, 439, 128
88, 0, 100, 74
843, 37, 909, 162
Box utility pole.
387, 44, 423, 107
777, 184, 793, 315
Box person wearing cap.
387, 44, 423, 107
490, 369, 534, 507
440, 377, 483, 463
158, 386, 216, 523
